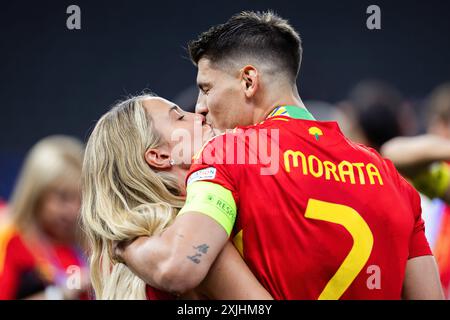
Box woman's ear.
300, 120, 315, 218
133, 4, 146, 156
144, 147, 172, 170
240, 65, 259, 98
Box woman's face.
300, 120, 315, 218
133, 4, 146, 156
142, 97, 216, 167
35, 180, 81, 244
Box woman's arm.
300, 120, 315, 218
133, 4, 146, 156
196, 241, 273, 300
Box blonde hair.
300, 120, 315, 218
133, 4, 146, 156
9, 135, 84, 232
81, 94, 185, 299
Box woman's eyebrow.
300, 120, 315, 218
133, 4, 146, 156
168, 105, 178, 115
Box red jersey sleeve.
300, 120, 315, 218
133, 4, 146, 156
187, 134, 239, 204
384, 159, 432, 259
405, 178, 433, 259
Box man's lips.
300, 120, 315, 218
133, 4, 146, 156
202, 122, 217, 140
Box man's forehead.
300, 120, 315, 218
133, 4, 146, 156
198, 57, 213, 70
198, 56, 243, 80
197, 58, 215, 79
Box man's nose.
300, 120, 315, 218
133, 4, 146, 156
195, 97, 208, 117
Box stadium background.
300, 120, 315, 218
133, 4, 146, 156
1, 0, 450, 198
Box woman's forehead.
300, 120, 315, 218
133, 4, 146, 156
142, 97, 175, 117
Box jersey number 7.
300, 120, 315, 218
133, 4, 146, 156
305, 199, 374, 300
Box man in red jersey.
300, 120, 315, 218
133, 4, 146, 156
116, 11, 443, 299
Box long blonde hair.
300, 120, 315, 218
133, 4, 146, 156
81, 94, 185, 299
9, 135, 84, 232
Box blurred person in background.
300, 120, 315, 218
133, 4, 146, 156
0, 135, 89, 300
338, 79, 418, 151
0, 200, 7, 217
382, 82, 450, 298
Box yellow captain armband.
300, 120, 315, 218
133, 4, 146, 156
178, 181, 237, 236
413, 161, 450, 199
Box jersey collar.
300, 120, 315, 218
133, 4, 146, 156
266, 105, 315, 121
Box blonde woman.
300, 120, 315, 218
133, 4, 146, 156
0, 136, 89, 300
81, 94, 272, 300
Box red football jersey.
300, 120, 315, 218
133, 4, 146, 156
146, 285, 176, 300
0, 223, 88, 300
186, 106, 432, 300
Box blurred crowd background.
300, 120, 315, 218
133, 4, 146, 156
1, 0, 450, 299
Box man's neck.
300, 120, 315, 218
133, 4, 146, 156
252, 92, 306, 124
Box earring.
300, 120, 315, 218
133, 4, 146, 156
169, 159, 175, 166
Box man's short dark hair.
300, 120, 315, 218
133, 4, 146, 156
188, 11, 302, 82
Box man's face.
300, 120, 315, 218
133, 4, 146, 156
195, 58, 253, 131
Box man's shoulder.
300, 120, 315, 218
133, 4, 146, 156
351, 141, 418, 196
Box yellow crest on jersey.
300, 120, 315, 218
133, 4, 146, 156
309, 127, 323, 141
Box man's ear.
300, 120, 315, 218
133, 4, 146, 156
144, 147, 172, 170
240, 65, 259, 98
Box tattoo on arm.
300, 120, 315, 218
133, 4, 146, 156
193, 244, 209, 254
187, 253, 202, 264
186, 243, 210, 264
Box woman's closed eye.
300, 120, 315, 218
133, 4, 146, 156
175, 110, 185, 120
170, 106, 186, 121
